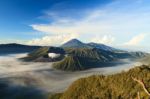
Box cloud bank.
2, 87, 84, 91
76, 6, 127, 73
28, 0, 149, 49
90, 35, 115, 45
27, 33, 79, 46
124, 34, 146, 46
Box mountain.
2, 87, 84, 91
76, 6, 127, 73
114, 51, 149, 59
21, 38, 148, 71
53, 56, 85, 71
61, 39, 119, 52
22, 47, 65, 62
22, 46, 148, 71
23, 46, 117, 71
61, 39, 149, 58
61, 39, 90, 48
49, 65, 150, 99
0, 43, 41, 55
53, 48, 117, 71
65, 48, 115, 62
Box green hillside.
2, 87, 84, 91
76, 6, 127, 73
49, 65, 150, 99
53, 56, 84, 71
21, 47, 65, 62
22, 47, 49, 61
22, 46, 148, 71
65, 48, 115, 61
53, 48, 116, 71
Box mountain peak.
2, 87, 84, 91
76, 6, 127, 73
61, 38, 88, 48
66, 38, 82, 43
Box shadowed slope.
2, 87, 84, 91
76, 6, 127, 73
53, 48, 117, 71
65, 48, 115, 61
22, 47, 65, 62
53, 56, 84, 71
22, 47, 49, 61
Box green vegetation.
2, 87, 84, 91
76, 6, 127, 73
48, 93, 63, 99
22, 47, 49, 61
22, 46, 148, 71
49, 65, 150, 99
53, 48, 116, 71
65, 48, 115, 61
21, 47, 65, 62
53, 56, 84, 71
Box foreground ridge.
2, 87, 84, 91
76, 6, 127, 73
49, 65, 150, 99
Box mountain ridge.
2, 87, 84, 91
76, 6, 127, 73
61, 39, 90, 48
0, 43, 41, 54
20, 39, 148, 71
61, 38, 119, 52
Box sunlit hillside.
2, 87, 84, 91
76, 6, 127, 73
49, 65, 150, 99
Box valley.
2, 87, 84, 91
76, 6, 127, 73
0, 53, 142, 99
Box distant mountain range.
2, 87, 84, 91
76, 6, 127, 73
20, 38, 148, 71
0, 39, 148, 71
0, 39, 120, 55
0, 43, 41, 55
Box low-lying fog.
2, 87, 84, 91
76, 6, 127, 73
0, 53, 142, 97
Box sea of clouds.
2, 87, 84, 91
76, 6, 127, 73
0, 53, 142, 94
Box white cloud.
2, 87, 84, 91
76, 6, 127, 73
90, 35, 115, 45
31, 23, 79, 34
27, 33, 79, 46
33, 2, 150, 33
29, 0, 150, 46
124, 34, 146, 46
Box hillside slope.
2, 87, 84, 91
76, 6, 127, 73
61, 39, 90, 48
65, 48, 116, 61
53, 56, 84, 71
22, 47, 65, 62
22, 46, 148, 71
53, 48, 117, 71
87, 42, 118, 52
49, 65, 150, 99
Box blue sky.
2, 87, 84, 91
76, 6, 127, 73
0, 0, 150, 52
